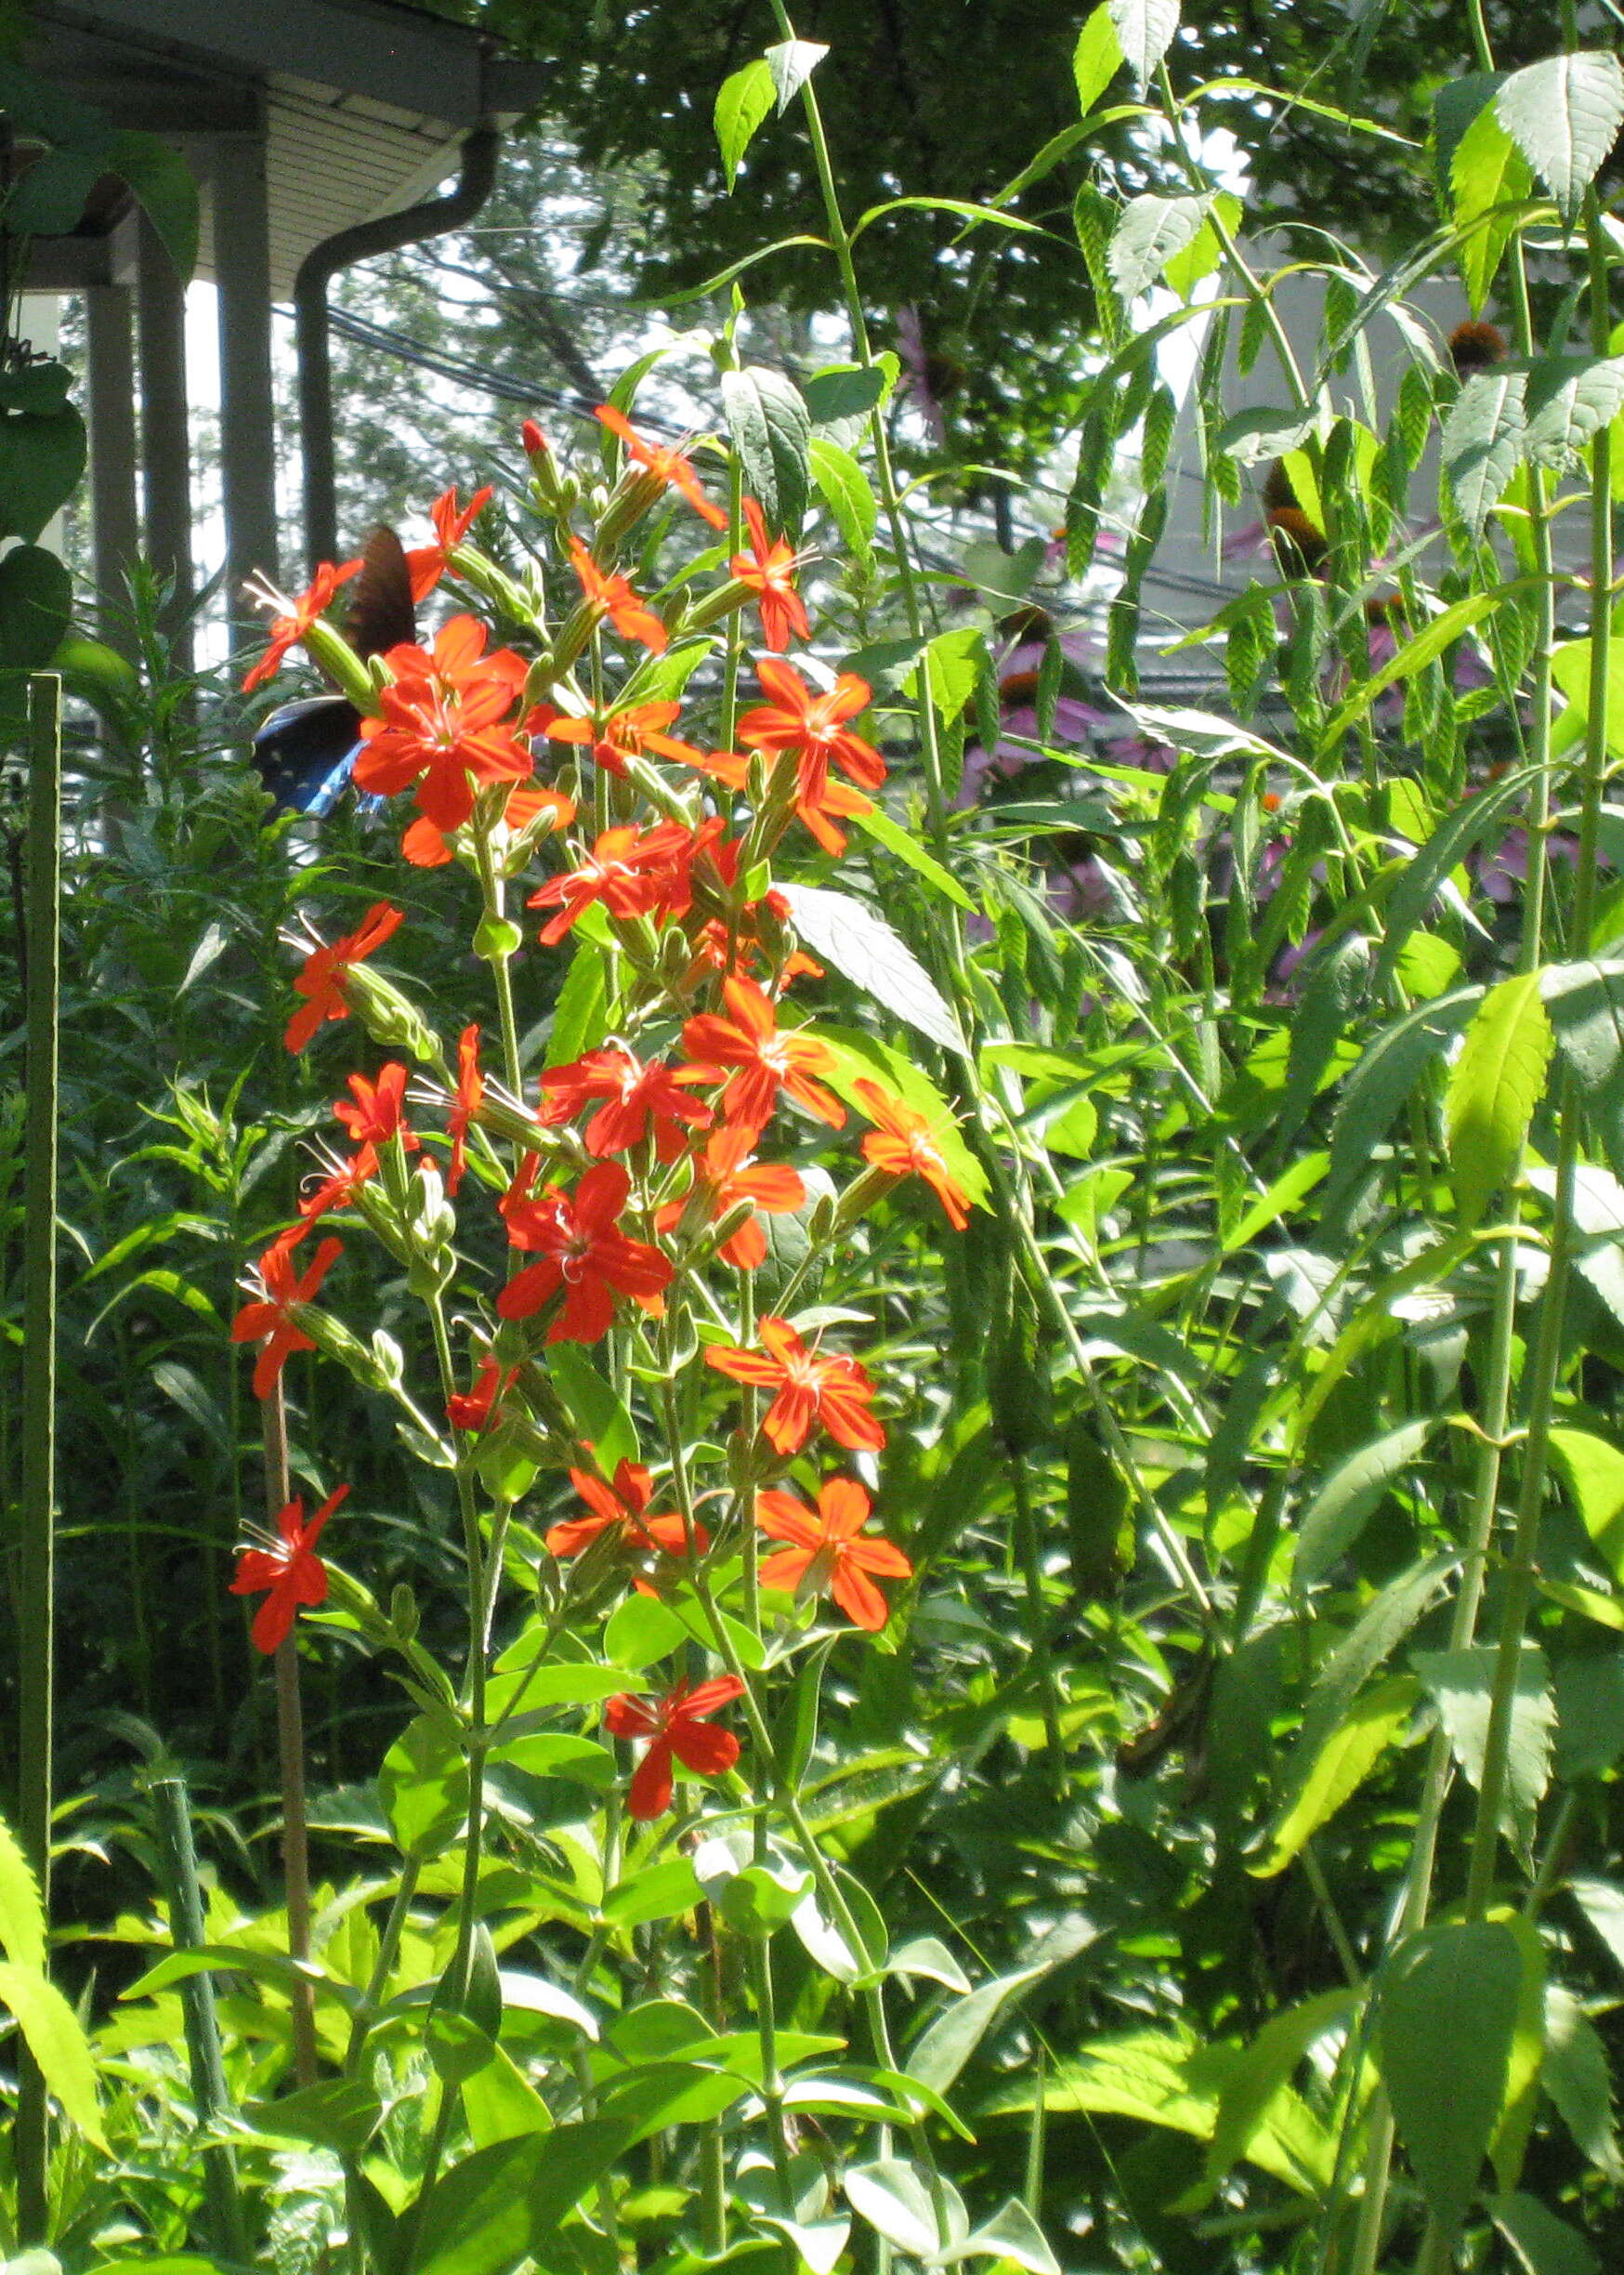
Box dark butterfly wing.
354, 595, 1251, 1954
347, 527, 416, 660
251, 694, 363, 815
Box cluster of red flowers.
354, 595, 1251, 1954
232, 405, 971, 1817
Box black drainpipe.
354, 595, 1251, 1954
294, 122, 500, 571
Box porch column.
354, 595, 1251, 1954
135, 208, 194, 672
85, 284, 141, 652
212, 123, 279, 648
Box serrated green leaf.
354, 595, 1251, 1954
1412, 1646, 1553, 1853
1451, 101, 1532, 311
1442, 369, 1527, 539
1072, 5, 1123, 112
765, 39, 827, 111
721, 365, 810, 536
1296, 1419, 1438, 1585
1446, 967, 1552, 1225
1107, 193, 1207, 302
0, 1962, 105, 2147
774, 882, 964, 1055
1523, 354, 1624, 467
1496, 51, 1624, 218
0, 1811, 45, 1968
1107, 0, 1180, 87
1378, 1921, 1523, 2237
1251, 1675, 1419, 1877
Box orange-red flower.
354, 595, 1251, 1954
682, 976, 845, 1135
232, 1234, 343, 1401
548, 1459, 705, 1584
284, 901, 404, 1053
736, 660, 885, 807
755, 1476, 911, 1631
706, 1315, 884, 1455
447, 1024, 483, 1195
497, 1161, 673, 1343
694, 744, 873, 857
732, 497, 809, 651
603, 1675, 745, 1820
543, 700, 702, 779
528, 822, 700, 945
404, 483, 493, 602
334, 1061, 419, 1162
568, 538, 668, 652
401, 779, 574, 870
853, 1079, 972, 1230
654, 1124, 805, 1269
539, 1046, 712, 1158
242, 559, 360, 692
447, 1354, 517, 1432
353, 615, 531, 832
231, 1483, 348, 1652
596, 404, 727, 531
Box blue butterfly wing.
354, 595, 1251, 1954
251, 696, 362, 814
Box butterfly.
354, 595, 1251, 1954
250, 528, 416, 815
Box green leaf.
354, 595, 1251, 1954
0, 1962, 105, 2146
907, 624, 988, 729
1492, 2191, 1600, 2275
1496, 52, 1624, 218
907, 1964, 1048, 2096
1550, 647, 1624, 757
947, 2199, 1059, 2275
0, 401, 86, 544
1296, 1419, 1438, 1585
1218, 403, 1319, 466
765, 39, 827, 111
1446, 967, 1552, 1225
1379, 1922, 1524, 2235
545, 944, 609, 1070
774, 881, 963, 1054
1324, 988, 1483, 1216
1451, 100, 1531, 312
414, 2118, 637, 2275
105, 131, 199, 283
1549, 1428, 1624, 1576
604, 1593, 688, 1671
844, 2160, 944, 2258
4, 146, 103, 233
0, 543, 71, 671
1251, 1676, 1419, 1877
847, 798, 975, 910
1205, 1990, 1360, 2187
1442, 369, 1527, 539
721, 365, 810, 537
809, 436, 876, 561
1106, 0, 1180, 88
1541, 1983, 1623, 2181
1073, 5, 1123, 112
379, 1714, 469, 1856
1107, 194, 1208, 302
1411, 1646, 1554, 1853
600, 1856, 701, 1927
546, 1344, 637, 1476
1524, 355, 1624, 467
805, 364, 891, 425
0, 1811, 46, 1968
1542, 960, 1624, 1180
243, 2077, 383, 2160
714, 59, 776, 186
817, 1027, 989, 1206
1162, 190, 1242, 298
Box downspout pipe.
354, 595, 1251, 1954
294, 122, 500, 571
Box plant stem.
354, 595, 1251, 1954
263, 1378, 320, 2086
16, 672, 61, 2248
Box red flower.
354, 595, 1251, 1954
548, 1460, 704, 1572
539, 1046, 712, 1159
596, 404, 727, 531
654, 1124, 805, 1269
521, 419, 552, 462
242, 559, 360, 692
755, 1476, 911, 1632
694, 744, 873, 857
401, 779, 574, 870
497, 1161, 673, 1343
404, 483, 493, 602
232, 1234, 343, 1400
682, 976, 845, 1135
447, 1024, 483, 1195
603, 1676, 745, 1821
352, 615, 531, 833
543, 700, 702, 779
334, 1062, 419, 1159
568, 539, 668, 652
230, 1483, 348, 1653
284, 901, 404, 1053
732, 498, 809, 651
707, 1315, 885, 1455
447, 1354, 517, 1432
528, 822, 700, 945
736, 661, 886, 808
854, 1079, 972, 1230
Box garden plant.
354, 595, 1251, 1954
8, 3, 1624, 2273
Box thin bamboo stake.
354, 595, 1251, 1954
17, 672, 61, 2246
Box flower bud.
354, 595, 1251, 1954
303, 619, 382, 713
343, 967, 441, 1066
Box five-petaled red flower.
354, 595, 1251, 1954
596, 404, 727, 530
603, 1676, 745, 1821
854, 1079, 972, 1230
755, 1476, 911, 1632
539, 1046, 712, 1159
447, 1024, 483, 1196
404, 483, 493, 602
447, 1354, 517, 1432
548, 1459, 705, 1583
732, 498, 809, 651
654, 1124, 805, 1269
528, 822, 699, 945
735, 661, 886, 808
694, 744, 873, 858
497, 1161, 673, 1343
543, 700, 702, 779
232, 1234, 343, 1400
567, 539, 668, 652
683, 976, 845, 1135
401, 778, 573, 870
284, 901, 403, 1053
242, 559, 360, 692
353, 615, 530, 833
231, 1483, 348, 1653
706, 1315, 885, 1455
334, 1062, 419, 1164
